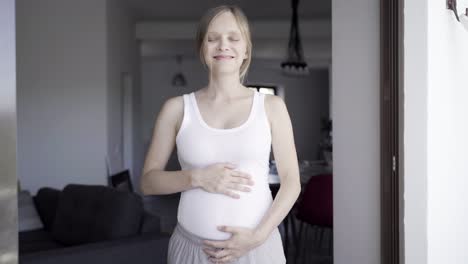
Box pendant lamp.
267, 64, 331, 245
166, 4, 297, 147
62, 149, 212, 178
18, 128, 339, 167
281, 0, 310, 76
172, 54, 187, 87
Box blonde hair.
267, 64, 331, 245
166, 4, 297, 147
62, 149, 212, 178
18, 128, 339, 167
195, 5, 252, 84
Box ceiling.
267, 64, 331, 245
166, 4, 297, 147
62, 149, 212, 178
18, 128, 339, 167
125, 0, 331, 21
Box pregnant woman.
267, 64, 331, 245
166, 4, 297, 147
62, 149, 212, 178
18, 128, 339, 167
140, 5, 300, 264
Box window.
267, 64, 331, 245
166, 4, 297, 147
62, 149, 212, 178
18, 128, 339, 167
246, 84, 277, 95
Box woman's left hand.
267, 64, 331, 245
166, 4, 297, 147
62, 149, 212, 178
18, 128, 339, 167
202, 226, 265, 264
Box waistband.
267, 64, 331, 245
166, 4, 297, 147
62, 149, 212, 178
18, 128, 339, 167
175, 222, 225, 249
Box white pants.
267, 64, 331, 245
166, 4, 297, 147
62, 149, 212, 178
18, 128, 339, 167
168, 222, 286, 264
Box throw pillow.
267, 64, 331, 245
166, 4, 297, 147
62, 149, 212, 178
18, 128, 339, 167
18, 190, 44, 232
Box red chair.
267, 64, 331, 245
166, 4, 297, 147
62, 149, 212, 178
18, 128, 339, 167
294, 174, 333, 264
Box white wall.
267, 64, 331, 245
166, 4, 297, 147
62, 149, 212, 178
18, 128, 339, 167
426, 1, 468, 263
404, 0, 468, 263
403, 0, 429, 263
16, 0, 139, 195
16, 0, 109, 195
332, 0, 380, 263
106, 0, 139, 178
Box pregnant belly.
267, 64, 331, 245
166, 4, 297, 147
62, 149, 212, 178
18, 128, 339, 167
177, 183, 273, 240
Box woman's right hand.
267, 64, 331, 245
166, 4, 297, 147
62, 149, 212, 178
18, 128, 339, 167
191, 163, 255, 199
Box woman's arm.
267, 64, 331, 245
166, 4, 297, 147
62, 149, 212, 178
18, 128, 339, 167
141, 169, 196, 195
253, 94, 301, 241
140, 96, 197, 195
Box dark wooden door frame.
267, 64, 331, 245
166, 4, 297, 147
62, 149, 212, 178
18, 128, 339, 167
380, 0, 403, 263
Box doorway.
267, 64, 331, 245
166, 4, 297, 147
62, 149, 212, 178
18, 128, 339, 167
0, 1, 398, 261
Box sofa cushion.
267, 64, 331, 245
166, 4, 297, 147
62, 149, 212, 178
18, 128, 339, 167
33, 187, 61, 231
18, 190, 44, 232
19, 229, 63, 254
140, 211, 161, 234
51, 184, 143, 246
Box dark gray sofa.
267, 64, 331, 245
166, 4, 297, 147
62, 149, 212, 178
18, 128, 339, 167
19, 184, 170, 264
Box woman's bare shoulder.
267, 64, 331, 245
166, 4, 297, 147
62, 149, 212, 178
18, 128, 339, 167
158, 95, 185, 132
264, 93, 284, 106
163, 95, 184, 110
264, 94, 287, 125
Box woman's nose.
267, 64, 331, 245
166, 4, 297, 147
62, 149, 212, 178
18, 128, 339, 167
217, 39, 229, 51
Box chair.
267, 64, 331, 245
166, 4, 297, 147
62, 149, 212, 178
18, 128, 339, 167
294, 174, 333, 264
109, 169, 134, 192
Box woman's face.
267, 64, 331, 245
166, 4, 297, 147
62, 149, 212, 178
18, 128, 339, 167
203, 11, 248, 76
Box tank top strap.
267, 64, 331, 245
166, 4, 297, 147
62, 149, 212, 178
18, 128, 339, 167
255, 91, 267, 119
254, 92, 272, 134
250, 90, 260, 117
257, 91, 265, 111
176, 94, 193, 140
182, 93, 191, 114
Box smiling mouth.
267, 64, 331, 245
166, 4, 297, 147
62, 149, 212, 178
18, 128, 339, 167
213, 56, 234, 60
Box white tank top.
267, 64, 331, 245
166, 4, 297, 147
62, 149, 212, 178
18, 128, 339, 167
175, 90, 273, 240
